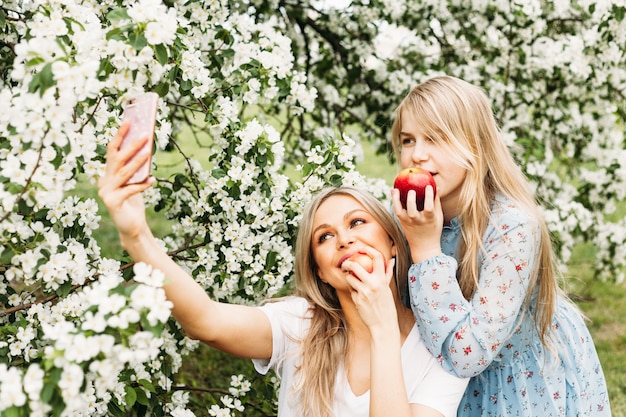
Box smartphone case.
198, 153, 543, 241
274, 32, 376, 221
121, 92, 159, 184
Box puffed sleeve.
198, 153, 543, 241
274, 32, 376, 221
252, 297, 310, 375
408, 200, 541, 378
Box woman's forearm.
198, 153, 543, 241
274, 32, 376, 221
369, 325, 414, 417
119, 229, 273, 358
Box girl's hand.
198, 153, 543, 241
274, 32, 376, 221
391, 186, 443, 263
343, 246, 397, 331
98, 121, 155, 243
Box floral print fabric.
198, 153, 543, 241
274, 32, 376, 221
408, 194, 611, 416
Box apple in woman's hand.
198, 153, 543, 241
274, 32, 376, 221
349, 252, 373, 273
393, 167, 437, 211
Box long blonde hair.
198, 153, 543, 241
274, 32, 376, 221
390, 75, 559, 348
292, 187, 410, 417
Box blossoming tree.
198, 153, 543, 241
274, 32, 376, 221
0, 0, 624, 416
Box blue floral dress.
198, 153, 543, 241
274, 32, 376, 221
408, 194, 611, 416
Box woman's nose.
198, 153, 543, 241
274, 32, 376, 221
336, 231, 354, 248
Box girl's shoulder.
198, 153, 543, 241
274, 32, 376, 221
490, 193, 540, 233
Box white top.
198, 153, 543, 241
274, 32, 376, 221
252, 297, 468, 417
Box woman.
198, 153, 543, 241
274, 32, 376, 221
390, 75, 611, 416
98, 122, 468, 417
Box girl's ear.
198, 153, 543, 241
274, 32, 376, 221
391, 241, 397, 258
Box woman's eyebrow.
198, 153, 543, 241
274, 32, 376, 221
312, 209, 368, 235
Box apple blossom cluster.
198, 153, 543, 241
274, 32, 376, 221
0, 0, 317, 414
1, 0, 625, 415
293, 0, 626, 281
0, 264, 182, 416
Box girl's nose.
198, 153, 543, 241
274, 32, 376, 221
411, 142, 428, 164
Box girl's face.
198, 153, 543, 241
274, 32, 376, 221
311, 194, 395, 292
398, 109, 467, 218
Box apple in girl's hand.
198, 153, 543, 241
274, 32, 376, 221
348, 252, 373, 273
393, 167, 437, 211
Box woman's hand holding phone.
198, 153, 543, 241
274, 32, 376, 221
97, 93, 158, 243
120, 92, 158, 184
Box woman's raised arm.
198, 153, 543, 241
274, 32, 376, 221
98, 122, 272, 359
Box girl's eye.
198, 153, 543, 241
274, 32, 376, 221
400, 137, 415, 146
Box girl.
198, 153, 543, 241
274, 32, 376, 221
98, 123, 468, 417
390, 75, 611, 416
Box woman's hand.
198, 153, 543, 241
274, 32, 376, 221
342, 246, 397, 332
391, 186, 443, 263
98, 121, 155, 244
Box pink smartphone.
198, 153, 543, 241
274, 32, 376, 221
121, 92, 159, 184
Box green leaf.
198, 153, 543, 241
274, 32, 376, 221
179, 78, 192, 92
28, 62, 54, 96
107, 400, 125, 417
41, 379, 57, 403
106, 8, 130, 23
0, 246, 14, 264
105, 27, 125, 41
129, 32, 148, 51
154, 44, 168, 65
25, 57, 46, 67
124, 385, 137, 407
154, 81, 170, 97
215, 28, 233, 44
265, 251, 278, 270
302, 163, 314, 177
135, 387, 149, 406
212, 168, 227, 179
256, 153, 267, 167
2, 406, 21, 417
172, 173, 187, 191
138, 379, 156, 392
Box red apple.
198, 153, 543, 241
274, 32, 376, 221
348, 252, 373, 273
393, 167, 437, 211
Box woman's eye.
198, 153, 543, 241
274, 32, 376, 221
317, 232, 332, 243
350, 218, 365, 228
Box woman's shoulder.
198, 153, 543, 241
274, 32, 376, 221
258, 295, 312, 317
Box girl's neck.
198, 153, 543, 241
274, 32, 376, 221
441, 191, 462, 225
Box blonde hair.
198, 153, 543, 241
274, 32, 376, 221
292, 186, 410, 417
391, 75, 559, 348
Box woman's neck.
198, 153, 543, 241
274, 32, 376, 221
396, 305, 416, 338
340, 294, 415, 340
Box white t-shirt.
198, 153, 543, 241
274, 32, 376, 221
252, 297, 468, 417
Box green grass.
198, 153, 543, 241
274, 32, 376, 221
565, 242, 626, 415
577, 279, 626, 415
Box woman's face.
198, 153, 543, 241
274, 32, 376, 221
398, 109, 467, 218
311, 194, 395, 292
